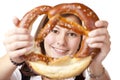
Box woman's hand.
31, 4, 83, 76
86, 20, 111, 63
3, 17, 33, 63
86, 20, 111, 80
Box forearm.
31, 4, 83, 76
88, 61, 111, 80
0, 54, 17, 80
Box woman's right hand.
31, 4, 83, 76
3, 17, 34, 63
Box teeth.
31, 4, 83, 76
54, 48, 66, 53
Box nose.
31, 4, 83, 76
56, 33, 67, 46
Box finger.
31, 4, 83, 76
87, 42, 104, 48
5, 27, 30, 37
95, 20, 108, 28
88, 28, 108, 37
86, 35, 107, 44
9, 46, 33, 63
13, 16, 20, 26
4, 34, 33, 45
9, 46, 33, 57
87, 37, 111, 52
88, 41, 111, 56
4, 29, 32, 45
6, 41, 33, 51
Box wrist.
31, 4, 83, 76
8, 53, 25, 66
87, 61, 105, 79
10, 58, 25, 66
87, 66, 105, 79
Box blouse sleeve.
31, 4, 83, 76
83, 69, 90, 80
10, 67, 22, 80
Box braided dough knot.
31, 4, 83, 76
19, 3, 99, 79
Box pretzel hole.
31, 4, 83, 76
26, 13, 88, 63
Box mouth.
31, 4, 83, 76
52, 46, 68, 55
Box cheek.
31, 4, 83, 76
44, 35, 53, 44
44, 34, 56, 48
69, 38, 81, 53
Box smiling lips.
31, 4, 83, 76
52, 46, 69, 55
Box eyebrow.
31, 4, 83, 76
54, 25, 60, 30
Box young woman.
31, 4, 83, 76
0, 14, 111, 80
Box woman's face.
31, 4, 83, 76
44, 15, 82, 58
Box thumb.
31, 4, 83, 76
13, 16, 20, 26
95, 20, 108, 28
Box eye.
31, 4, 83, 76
51, 29, 59, 34
67, 32, 77, 37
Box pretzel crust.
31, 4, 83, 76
19, 3, 99, 79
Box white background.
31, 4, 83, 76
0, 0, 119, 80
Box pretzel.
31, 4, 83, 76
18, 3, 100, 79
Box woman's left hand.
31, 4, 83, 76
86, 20, 111, 63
